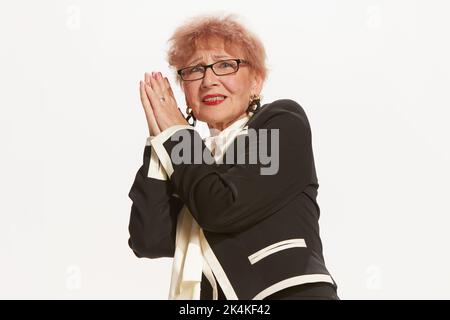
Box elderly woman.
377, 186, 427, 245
128, 14, 338, 300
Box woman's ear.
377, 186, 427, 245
251, 75, 263, 95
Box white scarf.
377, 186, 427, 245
168, 115, 251, 300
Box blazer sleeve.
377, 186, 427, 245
150, 99, 317, 234
127, 140, 184, 258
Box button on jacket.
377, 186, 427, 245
128, 99, 337, 299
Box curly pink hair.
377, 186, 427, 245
166, 14, 268, 86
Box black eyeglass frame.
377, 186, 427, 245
177, 58, 249, 81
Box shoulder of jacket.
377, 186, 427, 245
249, 99, 309, 127
267, 99, 306, 116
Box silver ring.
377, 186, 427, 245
159, 96, 166, 103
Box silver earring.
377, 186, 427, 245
247, 94, 261, 114
185, 107, 197, 126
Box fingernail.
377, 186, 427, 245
158, 72, 162, 78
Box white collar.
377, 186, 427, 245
207, 115, 251, 138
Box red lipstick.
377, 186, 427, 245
202, 94, 227, 106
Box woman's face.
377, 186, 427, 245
181, 39, 262, 131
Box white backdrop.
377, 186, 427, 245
1, 0, 449, 299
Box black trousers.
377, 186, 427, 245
200, 274, 339, 300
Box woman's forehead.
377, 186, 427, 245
187, 51, 230, 64
187, 48, 243, 65
185, 37, 243, 63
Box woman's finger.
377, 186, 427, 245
139, 80, 151, 109
145, 72, 151, 86
144, 81, 160, 110
164, 77, 175, 98
160, 74, 169, 92
149, 72, 164, 98
140, 81, 160, 135
144, 72, 158, 105
140, 81, 156, 117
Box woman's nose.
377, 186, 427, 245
201, 67, 219, 88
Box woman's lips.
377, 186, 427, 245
203, 97, 226, 106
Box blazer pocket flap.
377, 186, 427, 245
248, 238, 307, 265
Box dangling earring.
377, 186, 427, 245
185, 106, 197, 126
246, 94, 261, 114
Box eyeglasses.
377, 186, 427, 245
177, 59, 248, 81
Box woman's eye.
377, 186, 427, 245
190, 66, 203, 73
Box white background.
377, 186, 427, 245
1, 0, 449, 299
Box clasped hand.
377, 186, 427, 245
139, 72, 189, 136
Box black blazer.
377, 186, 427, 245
128, 99, 337, 299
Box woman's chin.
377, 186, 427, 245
197, 109, 230, 123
